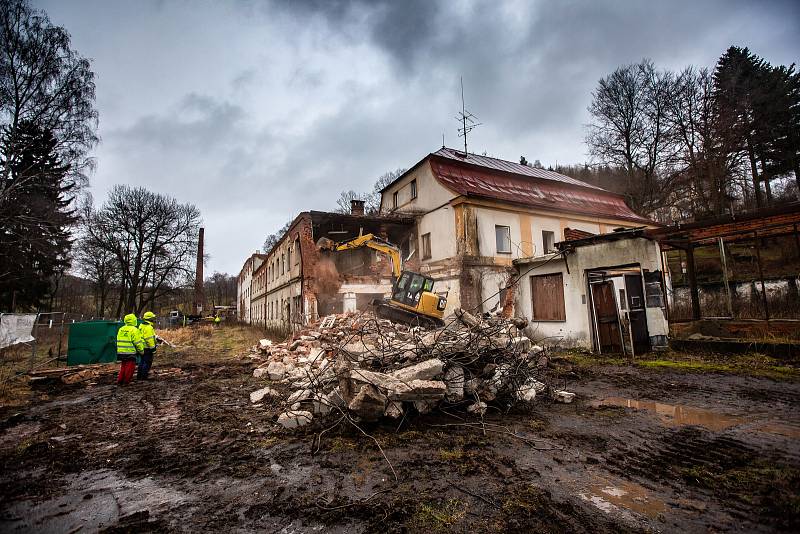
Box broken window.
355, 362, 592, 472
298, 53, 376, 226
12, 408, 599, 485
422, 232, 431, 259
643, 270, 665, 308
542, 230, 556, 254
393, 191, 398, 208
496, 225, 511, 254
294, 238, 301, 265
530, 273, 566, 321
410, 179, 417, 199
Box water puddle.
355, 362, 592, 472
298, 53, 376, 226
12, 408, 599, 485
593, 397, 800, 437
579, 477, 666, 520
593, 397, 745, 431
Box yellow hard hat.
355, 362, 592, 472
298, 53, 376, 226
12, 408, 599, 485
143, 311, 156, 320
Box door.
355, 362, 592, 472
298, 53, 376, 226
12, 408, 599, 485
591, 281, 623, 353
624, 274, 650, 354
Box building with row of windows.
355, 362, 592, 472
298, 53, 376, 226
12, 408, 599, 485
238, 146, 671, 352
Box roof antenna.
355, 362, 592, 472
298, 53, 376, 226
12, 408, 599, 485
456, 76, 480, 156
442, 132, 445, 148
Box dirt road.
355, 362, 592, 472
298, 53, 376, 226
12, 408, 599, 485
1, 352, 798, 533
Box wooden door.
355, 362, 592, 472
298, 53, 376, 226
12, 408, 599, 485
592, 281, 622, 353
624, 274, 650, 354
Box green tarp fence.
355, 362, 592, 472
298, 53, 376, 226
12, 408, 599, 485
67, 321, 123, 366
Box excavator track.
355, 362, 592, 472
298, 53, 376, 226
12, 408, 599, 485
373, 301, 444, 329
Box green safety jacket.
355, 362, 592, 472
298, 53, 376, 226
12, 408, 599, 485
117, 313, 144, 360
140, 320, 157, 350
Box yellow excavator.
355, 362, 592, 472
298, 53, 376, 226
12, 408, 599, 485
316, 233, 447, 328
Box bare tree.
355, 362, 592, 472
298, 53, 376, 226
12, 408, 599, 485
586, 60, 678, 215
82, 186, 201, 315
334, 168, 407, 214
0, 0, 98, 200
262, 220, 292, 253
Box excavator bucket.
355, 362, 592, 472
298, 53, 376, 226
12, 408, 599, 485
316, 237, 336, 252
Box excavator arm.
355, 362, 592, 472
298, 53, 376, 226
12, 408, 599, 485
316, 233, 402, 279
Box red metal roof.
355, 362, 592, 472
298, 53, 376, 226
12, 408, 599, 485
429, 148, 652, 224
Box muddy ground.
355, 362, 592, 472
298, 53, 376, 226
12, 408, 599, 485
1, 351, 798, 533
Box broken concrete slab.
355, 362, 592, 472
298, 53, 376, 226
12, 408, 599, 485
250, 387, 280, 404
287, 388, 313, 404
277, 410, 313, 429
267, 361, 286, 380
554, 390, 575, 403
348, 384, 387, 422
389, 380, 447, 401
444, 366, 465, 402
390, 358, 444, 383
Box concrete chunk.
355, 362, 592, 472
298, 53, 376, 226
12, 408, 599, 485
287, 388, 312, 404
390, 359, 444, 383
277, 410, 313, 429
444, 366, 465, 402
554, 390, 575, 403
389, 380, 446, 401
250, 386, 280, 403
348, 384, 387, 422
267, 361, 287, 380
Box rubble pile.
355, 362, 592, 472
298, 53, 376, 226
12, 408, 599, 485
249, 309, 572, 430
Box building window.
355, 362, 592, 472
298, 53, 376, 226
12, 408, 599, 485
495, 225, 511, 254
410, 179, 417, 199
422, 233, 431, 259
294, 238, 301, 264
287, 248, 291, 269
281, 254, 285, 275
542, 230, 556, 254
619, 289, 627, 310
530, 273, 566, 321
393, 191, 398, 208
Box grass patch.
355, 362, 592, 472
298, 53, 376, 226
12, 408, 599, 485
557, 349, 800, 381
438, 448, 465, 462
407, 499, 466, 533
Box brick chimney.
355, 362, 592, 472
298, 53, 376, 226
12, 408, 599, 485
350, 199, 365, 216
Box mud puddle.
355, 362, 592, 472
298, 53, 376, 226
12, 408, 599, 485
578, 477, 666, 521
0, 469, 189, 533
592, 396, 800, 439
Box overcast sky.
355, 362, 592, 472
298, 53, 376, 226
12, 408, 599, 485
35, 0, 800, 275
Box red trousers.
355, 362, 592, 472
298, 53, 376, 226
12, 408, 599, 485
117, 359, 136, 385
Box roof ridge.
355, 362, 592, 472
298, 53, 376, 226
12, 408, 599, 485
433, 146, 605, 192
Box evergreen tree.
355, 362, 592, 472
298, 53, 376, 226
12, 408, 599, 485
0, 121, 76, 310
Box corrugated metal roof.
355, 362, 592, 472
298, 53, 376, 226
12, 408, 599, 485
429, 151, 652, 224
432, 147, 605, 190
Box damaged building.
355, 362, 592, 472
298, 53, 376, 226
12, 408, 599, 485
241, 205, 414, 330
239, 146, 660, 346
514, 229, 669, 353
378, 147, 654, 316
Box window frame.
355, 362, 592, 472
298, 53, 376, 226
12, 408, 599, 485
495, 225, 512, 254
393, 190, 399, 208
410, 179, 417, 199
542, 230, 556, 254
421, 232, 432, 260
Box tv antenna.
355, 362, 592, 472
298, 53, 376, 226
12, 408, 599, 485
455, 76, 480, 155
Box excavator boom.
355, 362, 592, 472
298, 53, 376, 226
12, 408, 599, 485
316, 233, 402, 279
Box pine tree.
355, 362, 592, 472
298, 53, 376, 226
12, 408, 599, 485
0, 121, 76, 310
